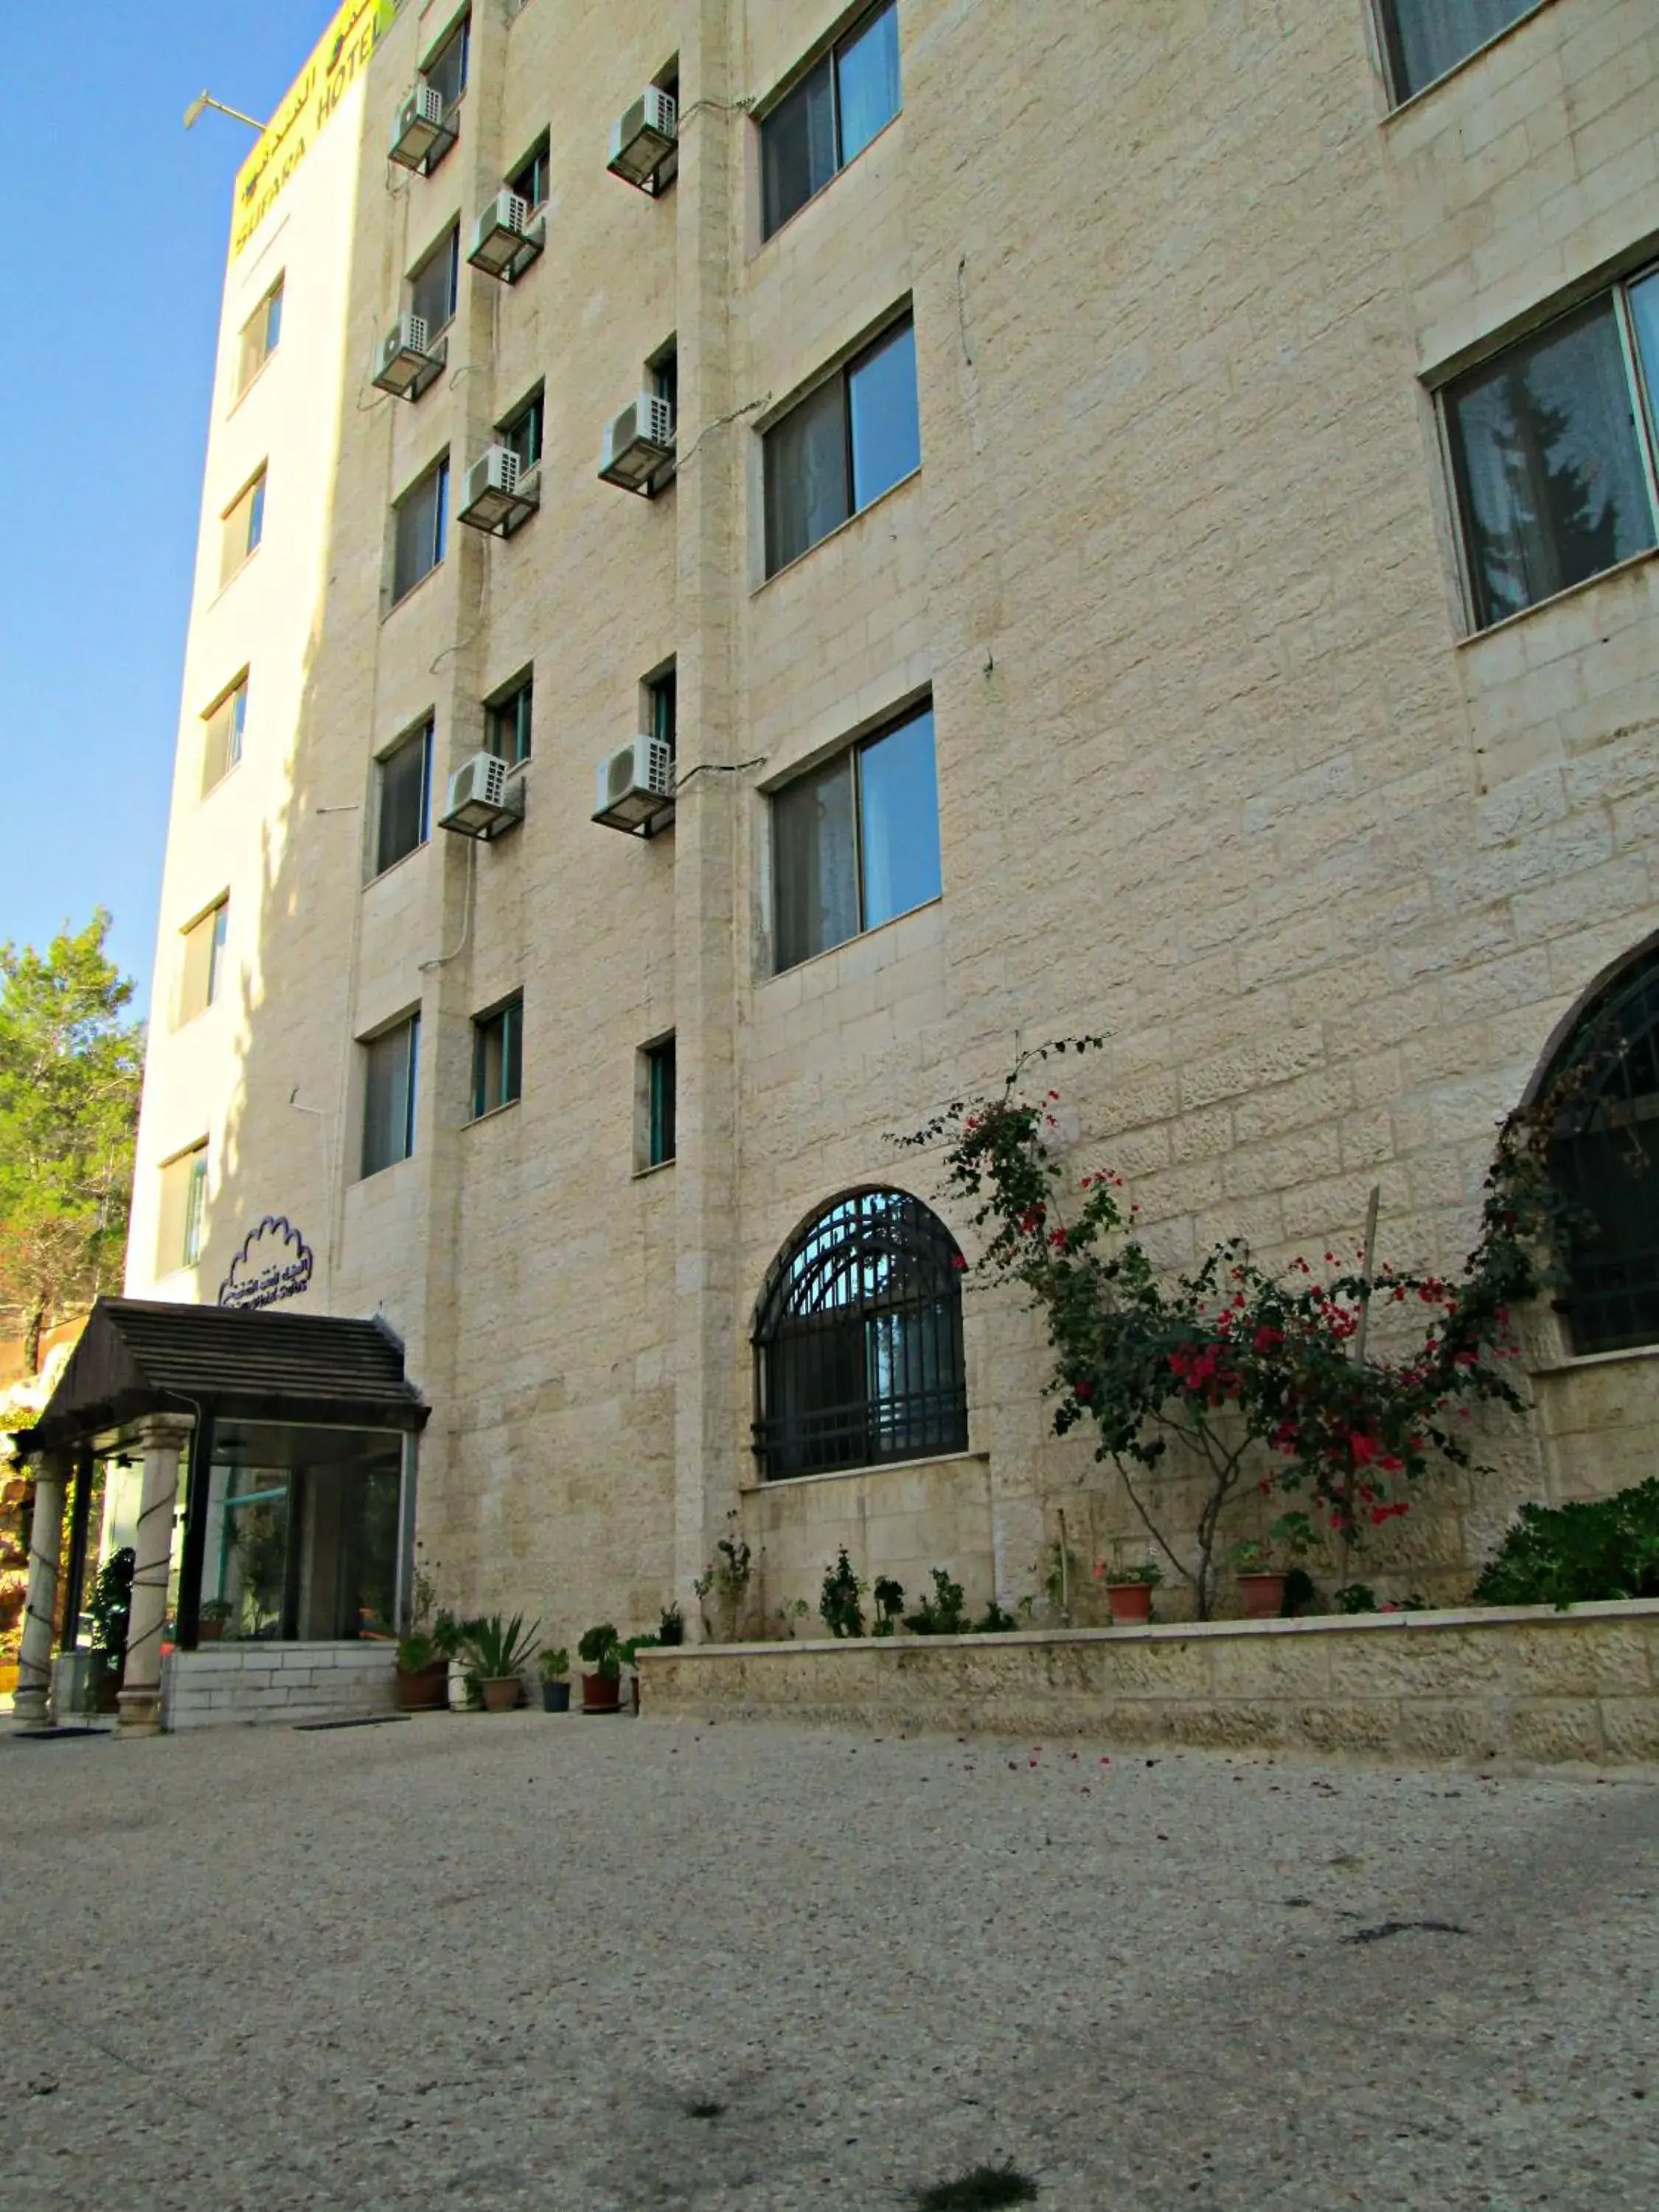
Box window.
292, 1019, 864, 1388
753, 1188, 967, 1478
642, 1035, 676, 1168
422, 12, 470, 107
501, 387, 543, 472
772, 701, 941, 970
375, 721, 432, 874
408, 225, 460, 336
1377, 1, 1540, 105
472, 997, 524, 1119
650, 338, 678, 420
201, 673, 248, 793
1446, 273, 1659, 631
178, 899, 229, 1024
645, 662, 677, 760
510, 135, 549, 209
361, 1015, 420, 1178
392, 456, 449, 602
761, 1, 901, 238
487, 673, 533, 766
1536, 942, 1659, 1356
237, 276, 283, 395
159, 1143, 209, 1273
764, 314, 919, 574
220, 467, 266, 586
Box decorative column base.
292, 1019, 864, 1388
116, 1685, 164, 1733
11, 1684, 49, 1732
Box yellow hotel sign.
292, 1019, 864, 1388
232, 0, 397, 257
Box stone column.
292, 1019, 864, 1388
13, 1452, 67, 1731
118, 1415, 193, 1733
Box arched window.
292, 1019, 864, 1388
1540, 939, 1659, 1354
753, 1189, 968, 1479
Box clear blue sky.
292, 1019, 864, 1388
0, 3, 328, 1009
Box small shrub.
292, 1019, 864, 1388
970, 1600, 1018, 1634
819, 1548, 866, 1638
1334, 1583, 1377, 1614
1474, 1480, 1659, 1609
905, 1568, 967, 1636
577, 1622, 622, 1680
658, 1603, 685, 1646
914, 2164, 1038, 2211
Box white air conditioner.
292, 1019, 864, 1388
439, 751, 524, 840
598, 393, 675, 495
467, 189, 545, 282
389, 80, 456, 173
593, 736, 675, 832
457, 444, 540, 536
608, 86, 678, 191
371, 315, 445, 401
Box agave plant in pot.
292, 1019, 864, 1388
538, 1645, 571, 1713
1100, 1559, 1162, 1626
577, 1622, 623, 1714
462, 1612, 541, 1713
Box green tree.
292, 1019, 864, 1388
0, 912, 144, 1371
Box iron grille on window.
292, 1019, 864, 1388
1543, 943, 1659, 1355
753, 1188, 967, 1478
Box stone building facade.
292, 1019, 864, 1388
125, 0, 1659, 1649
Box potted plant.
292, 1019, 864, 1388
658, 1603, 685, 1646
620, 1632, 662, 1712
1232, 1513, 1315, 1619
577, 1622, 623, 1714
197, 1597, 234, 1644
538, 1645, 571, 1712
87, 1547, 135, 1714
462, 1612, 541, 1712
1102, 1559, 1162, 1625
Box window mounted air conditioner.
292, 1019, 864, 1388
371, 315, 446, 402
457, 445, 540, 537
468, 190, 545, 282
597, 394, 675, 495
439, 751, 524, 840
592, 737, 675, 832
389, 81, 456, 174
608, 86, 678, 192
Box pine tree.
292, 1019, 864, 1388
1467, 358, 1625, 625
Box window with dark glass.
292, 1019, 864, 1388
764, 314, 919, 574
487, 672, 533, 766
1377, 1, 1539, 105
409, 225, 460, 335
220, 467, 266, 585
422, 12, 470, 106
772, 701, 940, 971
237, 276, 283, 395
472, 996, 523, 1119
646, 662, 677, 759
650, 338, 678, 420
761, 1, 901, 237
1446, 272, 1659, 631
361, 1015, 420, 1177
510, 134, 549, 209
392, 456, 449, 602
754, 1188, 967, 1478
644, 1035, 676, 1167
501, 386, 543, 471
375, 721, 432, 873
201, 673, 248, 793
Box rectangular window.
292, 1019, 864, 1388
764, 314, 919, 574
220, 467, 266, 586
1445, 276, 1659, 632
472, 996, 524, 1119
201, 673, 248, 793
237, 276, 283, 395
646, 663, 677, 760
408, 224, 460, 336
501, 387, 543, 472
178, 899, 229, 1024
761, 1, 900, 238
422, 12, 470, 107
1377, 1, 1538, 105
772, 700, 942, 971
650, 339, 678, 420
644, 1035, 677, 1168
375, 720, 433, 874
510, 135, 549, 209
392, 456, 449, 602
487, 673, 533, 766
159, 1143, 209, 1272
361, 1015, 420, 1178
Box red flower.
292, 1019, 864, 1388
1074, 1380, 1093, 1402
949, 1252, 967, 1271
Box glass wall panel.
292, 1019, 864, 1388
859, 707, 942, 929
761, 58, 835, 235
837, 1, 901, 163
765, 376, 850, 572
1381, 1, 1535, 103
773, 752, 858, 969
848, 318, 920, 508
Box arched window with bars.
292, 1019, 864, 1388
1538, 938, 1659, 1355
753, 1188, 968, 1480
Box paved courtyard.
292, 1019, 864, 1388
2, 1714, 1656, 2211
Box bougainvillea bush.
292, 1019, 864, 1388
903, 1042, 1557, 1618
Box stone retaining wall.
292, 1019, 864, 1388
161, 1642, 397, 1731
637, 1602, 1659, 1767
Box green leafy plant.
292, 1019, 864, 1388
1231, 1512, 1316, 1575
1334, 1582, 1377, 1614
818, 1548, 866, 1638
537, 1644, 570, 1681
431, 1607, 469, 1660
396, 1631, 435, 1671
905, 1568, 967, 1636
87, 1547, 135, 1663
970, 1599, 1019, 1633
462, 1611, 542, 1680
198, 1597, 234, 1625
1473, 1480, 1659, 1610
620, 1633, 662, 1666
772, 1597, 811, 1636
693, 1520, 754, 1638
658, 1602, 686, 1646
1102, 1559, 1162, 1587
578, 1622, 623, 1682
872, 1576, 906, 1636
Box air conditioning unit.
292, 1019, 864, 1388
593, 736, 675, 832
467, 190, 545, 282
371, 315, 445, 402
457, 445, 540, 536
439, 751, 524, 840
389, 81, 456, 174
608, 86, 678, 191
598, 394, 675, 495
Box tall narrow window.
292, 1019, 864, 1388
422, 12, 470, 106
392, 457, 449, 602
643, 1035, 677, 1168
510, 135, 550, 210
361, 1015, 420, 1178
501, 387, 544, 472
237, 276, 283, 395
1377, 1, 1538, 105
472, 997, 524, 1119
220, 467, 266, 586
487, 673, 533, 766
764, 316, 919, 574
408, 225, 460, 337
761, 1, 900, 238
159, 1143, 210, 1273
646, 663, 678, 761
201, 673, 248, 793
178, 899, 229, 1024
375, 721, 433, 874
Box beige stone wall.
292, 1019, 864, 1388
131, 3, 1659, 1661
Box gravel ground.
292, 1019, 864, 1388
2, 1714, 1656, 2211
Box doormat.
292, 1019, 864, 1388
291, 1713, 411, 1732
11, 1726, 116, 1742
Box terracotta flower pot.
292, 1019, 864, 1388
1105, 1582, 1155, 1626
582, 1671, 622, 1714
197, 1618, 225, 1644
395, 1659, 451, 1711
1238, 1571, 1287, 1620
481, 1676, 521, 1714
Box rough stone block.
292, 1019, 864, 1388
1509, 1700, 1605, 1764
